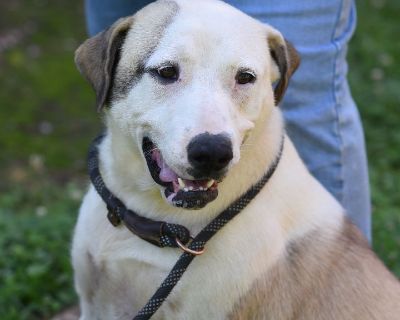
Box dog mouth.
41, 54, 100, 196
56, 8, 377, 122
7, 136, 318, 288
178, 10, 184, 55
142, 137, 219, 209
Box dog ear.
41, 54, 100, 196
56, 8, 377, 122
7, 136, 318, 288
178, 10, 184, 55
267, 30, 300, 106
75, 17, 134, 111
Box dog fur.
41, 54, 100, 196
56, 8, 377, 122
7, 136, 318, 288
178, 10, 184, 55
72, 0, 400, 319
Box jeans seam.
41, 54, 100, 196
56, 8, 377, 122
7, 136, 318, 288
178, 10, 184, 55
330, 0, 346, 205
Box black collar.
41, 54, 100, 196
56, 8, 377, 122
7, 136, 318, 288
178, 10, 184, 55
88, 134, 284, 250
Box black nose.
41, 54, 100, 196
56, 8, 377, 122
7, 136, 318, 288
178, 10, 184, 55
187, 133, 233, 178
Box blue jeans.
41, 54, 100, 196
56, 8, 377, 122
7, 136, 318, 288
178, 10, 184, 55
85, 0, 371, 242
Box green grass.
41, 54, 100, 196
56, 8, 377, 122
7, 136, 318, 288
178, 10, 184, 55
348, 0, 400, 275
0, 1, 94, 318
0, 0, 399, 318
0, 0, 100, 181
0, 181, 84, 319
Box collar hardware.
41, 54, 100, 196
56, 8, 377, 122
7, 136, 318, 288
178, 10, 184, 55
107, 206, 121, 226
175, 237, 205, 255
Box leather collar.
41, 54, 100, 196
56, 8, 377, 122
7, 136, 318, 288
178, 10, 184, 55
88, 134, 284, 249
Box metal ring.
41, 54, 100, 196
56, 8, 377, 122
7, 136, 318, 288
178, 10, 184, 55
175, 238, 205, 256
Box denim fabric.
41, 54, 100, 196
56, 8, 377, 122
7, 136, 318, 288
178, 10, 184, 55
85, 0, 371, 241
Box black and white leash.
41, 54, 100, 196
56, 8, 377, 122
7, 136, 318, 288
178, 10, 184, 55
88, 134, 284, 320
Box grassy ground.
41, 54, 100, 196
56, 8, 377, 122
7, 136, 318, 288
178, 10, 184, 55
0, 0, 399, 319
349, 0, 400, 274
0, 1, 94, 318
0, 181, 83, 319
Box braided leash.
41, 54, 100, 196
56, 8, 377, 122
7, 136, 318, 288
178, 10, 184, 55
88, 134, 284, 320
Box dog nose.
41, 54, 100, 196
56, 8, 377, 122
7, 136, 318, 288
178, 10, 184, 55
187, 133, 233, 177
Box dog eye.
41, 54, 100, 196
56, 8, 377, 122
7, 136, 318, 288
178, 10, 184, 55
236, 71, 256, 85
157, 65, 178, 80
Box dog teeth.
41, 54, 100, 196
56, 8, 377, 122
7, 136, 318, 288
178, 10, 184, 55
178, 178, 186, 189
178, 178, 215, 192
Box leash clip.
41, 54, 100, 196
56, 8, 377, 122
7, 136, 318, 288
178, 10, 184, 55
175, 237, 205, 256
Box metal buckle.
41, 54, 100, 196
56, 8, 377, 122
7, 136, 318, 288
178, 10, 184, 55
175, 237, 205, 256
107, 208, 121, 226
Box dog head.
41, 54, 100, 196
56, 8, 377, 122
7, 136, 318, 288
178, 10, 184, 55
75, 0, 299, 210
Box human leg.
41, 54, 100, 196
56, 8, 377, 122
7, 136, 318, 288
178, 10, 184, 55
228, 0, 371, 241
85, 0, 153, 36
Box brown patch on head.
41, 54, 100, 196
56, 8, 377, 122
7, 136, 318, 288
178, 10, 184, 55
111, 0, 180, 101
74, 0, 179, 111
268, 33, 300, 105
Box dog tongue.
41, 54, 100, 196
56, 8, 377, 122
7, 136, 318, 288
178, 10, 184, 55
152, 149, 178, 182
151, 148, 217, 192
160, 162, 178, 182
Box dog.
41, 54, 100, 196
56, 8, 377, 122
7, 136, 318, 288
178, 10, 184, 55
72, 0, 400, 319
